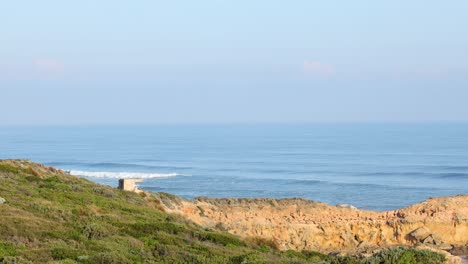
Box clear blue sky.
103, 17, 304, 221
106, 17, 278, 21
1, 1, 467, 124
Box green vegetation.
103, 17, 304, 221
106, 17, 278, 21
363, 247, 446, 264
0, 160, 446, 263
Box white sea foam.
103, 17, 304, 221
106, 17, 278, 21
69, 170, 187, 179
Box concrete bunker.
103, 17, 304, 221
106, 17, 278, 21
118, 178, 143, 193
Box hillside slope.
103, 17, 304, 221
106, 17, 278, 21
0, 160, 452, 263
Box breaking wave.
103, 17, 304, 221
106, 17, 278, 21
69, 170, 188, 179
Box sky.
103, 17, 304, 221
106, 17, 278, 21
1, 1, 467, 125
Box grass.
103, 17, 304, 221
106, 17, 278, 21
0, 160, 446, 263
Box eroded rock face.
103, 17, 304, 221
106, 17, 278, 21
159, 195, 468, 253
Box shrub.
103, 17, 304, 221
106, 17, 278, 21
44, 176, 59, 183
123, 222, 187, 237
191, 231, 245, 247
153, 243, 169, 258
0, 164, 21, 175
92, 187, 116, 198
364, 247, 445, 264
245, 236, 278, 250
82, 222, 115, 240
39, 176, 59, 189
0, 256, 32, 264
300, 250, 331, 262
229, 253, 264, 264
0, 243, 16, 259
50, 247, 80, 260
88, 252, 132, 264
331, 256, 361, 264
25, 176, 41, 183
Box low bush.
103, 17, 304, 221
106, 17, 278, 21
82, 222, 117, 240
123, 222, 187, 237
50, 247, 81, 260
88, 252, 132, 264
364, 247, 446, 264
0, 243, 16, 259
246, 236, 279, 250
191, 231, 246, 247
0, 256, 32, 264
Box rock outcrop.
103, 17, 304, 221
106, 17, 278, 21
159, 195, 468, 254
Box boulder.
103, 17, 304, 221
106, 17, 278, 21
422, 234, 444, 246
432, 234, 443, 246
437, 243, 454, 251
451, 244, 468, 255
357, 240, 377, 250
0, 197, 5, 204
423, 235, 435, 245
409, 227, 431, 241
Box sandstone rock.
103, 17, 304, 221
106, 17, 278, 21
409, 227, 431, 241
357, 240, 377, 250
422, 234, 447, 248
159, 195, 468, 253
0, 197, 5, 204
423, 235, 435, 244
438, 243, 454, 251
451, 245, 468, 255
432, 234, 443, 246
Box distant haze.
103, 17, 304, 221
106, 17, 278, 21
1, 1, 467, 124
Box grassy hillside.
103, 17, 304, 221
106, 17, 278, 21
0, 160, 446, 264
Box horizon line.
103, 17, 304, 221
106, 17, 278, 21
1, 121, 468, 127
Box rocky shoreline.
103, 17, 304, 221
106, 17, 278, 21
155, 193, 468, 263
1, 160, 466, 263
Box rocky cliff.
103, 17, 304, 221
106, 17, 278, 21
159, 194, 468, 256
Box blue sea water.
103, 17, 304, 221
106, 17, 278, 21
1, 124, 467, 211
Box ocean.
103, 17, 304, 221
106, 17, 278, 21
1, 124, 467, 211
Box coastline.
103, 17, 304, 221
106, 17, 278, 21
5, 123, 468, 212
1, 160, 467, 263
155, 193, 468, 254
